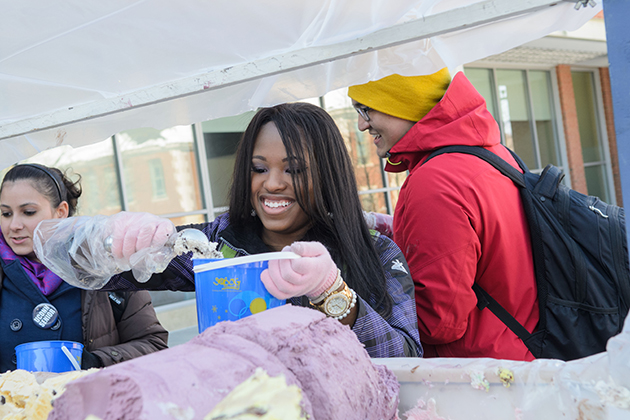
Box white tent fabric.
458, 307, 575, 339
1, 0, 601, 169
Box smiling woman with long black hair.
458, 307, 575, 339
85, 102, 421, 358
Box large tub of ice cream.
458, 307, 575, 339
192, 252, 299, 332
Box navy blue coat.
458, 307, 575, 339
0, 258, 82, 372
0, 256, 169, 373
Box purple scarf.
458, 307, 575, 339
0, 231, 63, 296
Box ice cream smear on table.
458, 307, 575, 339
45, 305, 400, 420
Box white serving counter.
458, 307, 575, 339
374, 317, 630, 420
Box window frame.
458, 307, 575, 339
464, 64, 569, 177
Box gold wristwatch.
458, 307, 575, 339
311, 282, 355, 319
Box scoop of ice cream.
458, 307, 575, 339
204, 367, 306, 420
0, 369, 39, 409
173, 230, 223, 259
0, 369, 96, 420
48, 305, 400, 420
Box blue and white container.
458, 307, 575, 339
193, 252, 299, 333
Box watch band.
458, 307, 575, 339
309, 269, 342, 305
330, 287, 357, 320
310, 281, 357, 320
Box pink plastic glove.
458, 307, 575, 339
261, 242, 338, 300
363, 211, 394, 239
108, 211, 176, 260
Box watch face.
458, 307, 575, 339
324, 294, 350, 317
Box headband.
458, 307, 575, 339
17, 164, 64, 203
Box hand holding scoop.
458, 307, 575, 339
104, 228, 222, 259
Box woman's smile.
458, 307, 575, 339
250, 122, 312, 249
260, 196, 295, 214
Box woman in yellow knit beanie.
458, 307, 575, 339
347, 68, 451, 122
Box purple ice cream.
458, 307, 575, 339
48, 305, 400, 420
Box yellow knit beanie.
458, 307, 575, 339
347, 68, 451, 122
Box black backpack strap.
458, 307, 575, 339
425, 145, 535, 346
534, 164, 564, 198
472, 283, 532, 342
425, 145, 527, 188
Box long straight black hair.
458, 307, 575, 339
228, 102, 392, 317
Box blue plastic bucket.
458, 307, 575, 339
193, 252, 299, 333
15, 340, 83, 372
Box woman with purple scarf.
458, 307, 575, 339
0, 164, 168, 373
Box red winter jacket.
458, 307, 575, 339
386, 72, 538, 360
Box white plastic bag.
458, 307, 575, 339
34, 215, 176, 289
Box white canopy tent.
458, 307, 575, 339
1, 0, 601, 170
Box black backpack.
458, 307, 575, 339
425, 145, 630, 361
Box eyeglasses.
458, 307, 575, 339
354, 105, 371, 122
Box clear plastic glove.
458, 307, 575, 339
101, 211, 176, 284
107, 211, 176, 270
261, 242, 338, 300
33, 212, 177, 289
363, 211, 394, 239
35, 216, 117, 289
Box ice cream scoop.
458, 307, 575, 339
104, 228, 218, 258
172, 228, 223, 258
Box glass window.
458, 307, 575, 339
529, 71, 560, 167
465, 68, 498, 123
201, 112, 256, 216
466, 67, 564, 174
572, 71, 610, 201
0, 138, 123, 216
584, 165, 609, 201
495, 69, 537, 169
102, 170, 120, 214
123, 164, 135, 206
323, 88, 401, 214
116, 126, 203, 216
149, 159, 167, 199
572, 72, 603, 163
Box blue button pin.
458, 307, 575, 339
32, 303, 59, 329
